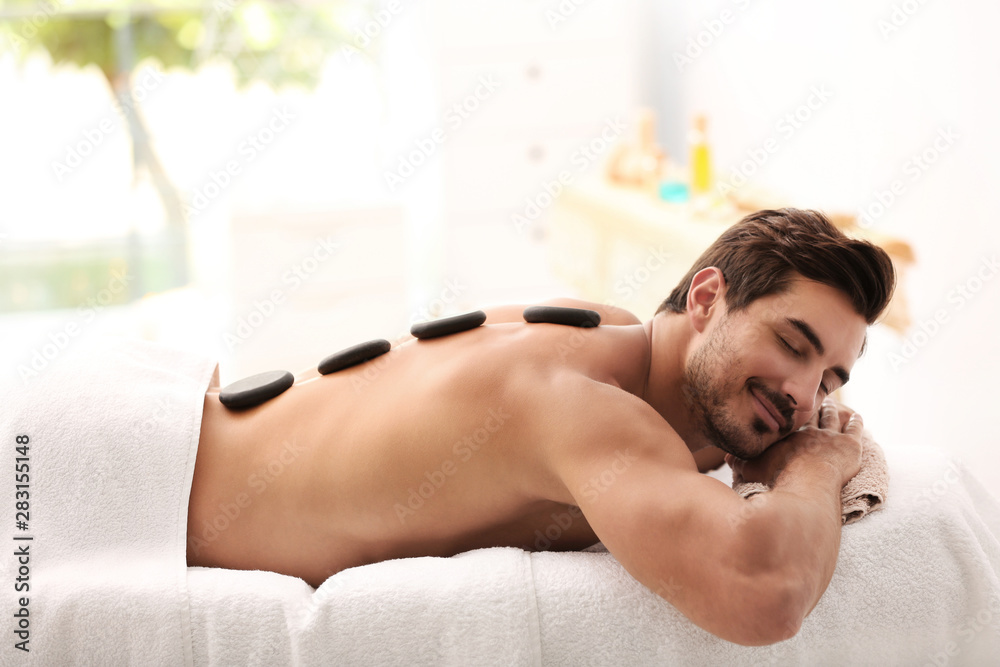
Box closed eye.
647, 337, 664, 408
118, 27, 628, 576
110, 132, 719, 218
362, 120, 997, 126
778, 336, 800, 356
778, 336, 830, 395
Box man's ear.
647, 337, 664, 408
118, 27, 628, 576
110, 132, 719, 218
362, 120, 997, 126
686, 267, 726, 334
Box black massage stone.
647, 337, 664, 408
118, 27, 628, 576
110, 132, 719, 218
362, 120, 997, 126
219, 370, 294, 410
318, 338, 392, 375
410, 310, 487, 339
523, 305, 601, 328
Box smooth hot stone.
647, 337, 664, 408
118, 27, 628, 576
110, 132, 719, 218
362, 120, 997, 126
219, 369, 294, 410
410, 309, 487, 339
523, 305, 601, 328
318, 338, 392, 375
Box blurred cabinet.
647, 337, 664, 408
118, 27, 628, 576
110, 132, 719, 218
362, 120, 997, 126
549, 178, 916, 331
549, 179, 746, 318
424, 0, 643, 298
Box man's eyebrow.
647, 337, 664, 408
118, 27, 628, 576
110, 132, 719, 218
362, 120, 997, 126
786, 318, 851, 387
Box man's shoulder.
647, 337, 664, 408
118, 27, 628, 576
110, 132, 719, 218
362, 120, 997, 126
524, 371, 681, 457
519, 370, 697, 505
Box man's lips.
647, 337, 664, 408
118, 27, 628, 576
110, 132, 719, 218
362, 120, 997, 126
750, 387, 787, 431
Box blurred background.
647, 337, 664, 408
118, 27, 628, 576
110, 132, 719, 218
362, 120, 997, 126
1, 0, 997, 495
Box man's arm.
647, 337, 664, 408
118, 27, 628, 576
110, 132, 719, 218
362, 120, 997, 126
541, 383, 863, 646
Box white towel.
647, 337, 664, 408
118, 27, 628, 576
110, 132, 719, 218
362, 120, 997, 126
1, 335, 217, 666
188, 547, 542, 666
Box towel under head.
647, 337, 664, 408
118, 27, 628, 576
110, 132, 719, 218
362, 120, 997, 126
731, 429, 889, 525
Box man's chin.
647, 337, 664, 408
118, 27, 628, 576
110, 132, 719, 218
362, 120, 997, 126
700, 410, 774, 460
730, 430, 783, 461
715, 438, 762, 462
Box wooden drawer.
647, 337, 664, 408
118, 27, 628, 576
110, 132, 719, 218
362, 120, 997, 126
440, 128, 624, 214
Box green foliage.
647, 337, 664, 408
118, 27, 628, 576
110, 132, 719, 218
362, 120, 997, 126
0, 1, 372, 306
0, 0, 363, 88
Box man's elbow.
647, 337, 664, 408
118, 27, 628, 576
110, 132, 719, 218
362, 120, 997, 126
718, 505, 825, 645
737, 584, 805, 646
711, 575, 808, 646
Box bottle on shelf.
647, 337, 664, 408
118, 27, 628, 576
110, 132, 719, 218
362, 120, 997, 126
689, 114, 712, 197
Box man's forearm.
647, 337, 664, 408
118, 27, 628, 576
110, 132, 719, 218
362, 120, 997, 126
740, 457, 845, 624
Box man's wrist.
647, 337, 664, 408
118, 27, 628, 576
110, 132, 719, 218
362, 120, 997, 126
774, 455, 844, 497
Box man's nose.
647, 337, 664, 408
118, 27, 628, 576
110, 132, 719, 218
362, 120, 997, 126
781, 374, 822, 418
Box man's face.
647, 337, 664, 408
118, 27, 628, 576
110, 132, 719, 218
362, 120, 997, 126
681, 276, 868, 459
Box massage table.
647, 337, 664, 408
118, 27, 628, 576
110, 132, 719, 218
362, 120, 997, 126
4, 336, 999, 665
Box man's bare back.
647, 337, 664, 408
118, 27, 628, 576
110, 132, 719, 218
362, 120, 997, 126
187, 299, 659, 588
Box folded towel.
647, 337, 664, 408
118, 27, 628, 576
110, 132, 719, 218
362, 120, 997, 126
731, 429, 888, 525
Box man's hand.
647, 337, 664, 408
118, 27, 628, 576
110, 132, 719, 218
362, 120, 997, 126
725, 399, 864, 488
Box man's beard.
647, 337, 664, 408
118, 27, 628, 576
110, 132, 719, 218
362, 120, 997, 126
681, 316, 773, 460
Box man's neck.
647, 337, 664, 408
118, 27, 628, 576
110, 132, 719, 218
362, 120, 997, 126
641, 315, 713, 454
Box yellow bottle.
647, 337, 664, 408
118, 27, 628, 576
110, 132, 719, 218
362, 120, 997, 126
689, 114, 712, 195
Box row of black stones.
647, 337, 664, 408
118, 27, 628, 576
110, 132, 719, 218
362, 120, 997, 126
218, 305, 602, 410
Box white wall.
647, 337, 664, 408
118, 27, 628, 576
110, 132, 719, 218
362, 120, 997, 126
644, 0, 1000, 493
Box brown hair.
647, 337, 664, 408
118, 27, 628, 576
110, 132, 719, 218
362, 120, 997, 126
655, 208, 896, 326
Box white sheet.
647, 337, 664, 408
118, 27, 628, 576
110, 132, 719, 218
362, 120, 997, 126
3, 335, 999, 665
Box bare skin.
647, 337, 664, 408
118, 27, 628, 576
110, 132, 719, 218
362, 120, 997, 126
187, 269, 868, 646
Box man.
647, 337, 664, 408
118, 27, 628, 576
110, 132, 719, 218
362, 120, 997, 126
187, 208, 896, 646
